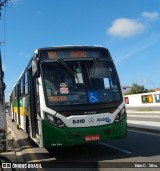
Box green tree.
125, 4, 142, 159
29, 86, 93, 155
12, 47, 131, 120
124, 83, 149, 95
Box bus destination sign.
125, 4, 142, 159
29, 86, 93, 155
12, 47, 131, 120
47, 51, 87, 59
40, 49, 109, 60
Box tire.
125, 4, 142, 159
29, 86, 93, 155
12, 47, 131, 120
26, 118, 31, 139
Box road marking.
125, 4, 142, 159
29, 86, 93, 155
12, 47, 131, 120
128, 115, 160, 118
128, 129, 160, 137
16, 132, 45, 171
127, 120, 160, 127
127, 110, 160, 114
99, 142, 132, 154
28, 157, 56, 163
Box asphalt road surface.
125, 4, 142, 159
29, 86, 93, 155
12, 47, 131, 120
6, 113, 160, 171
127, 111, 160, 122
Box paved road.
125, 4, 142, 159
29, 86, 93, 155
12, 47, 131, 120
127, 110, 160, 132
128, 113, 160, 122
126, 106, 160, 111
2, 113, 160, 171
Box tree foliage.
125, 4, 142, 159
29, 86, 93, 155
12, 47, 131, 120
124, 83, 152, 95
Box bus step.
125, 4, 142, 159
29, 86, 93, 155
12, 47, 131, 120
32, 137, 40, 145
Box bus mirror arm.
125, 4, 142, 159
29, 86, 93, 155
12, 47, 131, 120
32, 59, 40, 78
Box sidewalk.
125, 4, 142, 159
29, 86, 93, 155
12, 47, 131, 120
0, 123, 25, 168
0, 129, 16, 162
127, 110, 160, 132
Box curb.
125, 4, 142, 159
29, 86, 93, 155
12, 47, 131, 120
127, 110, 160, 114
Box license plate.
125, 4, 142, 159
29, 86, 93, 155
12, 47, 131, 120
85, 134, 100, 142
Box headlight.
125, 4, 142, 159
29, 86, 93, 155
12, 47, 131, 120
45, 113, 66, 128
114, 108, 126, 122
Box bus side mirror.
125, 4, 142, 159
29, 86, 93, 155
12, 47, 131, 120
32, 59, 40, 78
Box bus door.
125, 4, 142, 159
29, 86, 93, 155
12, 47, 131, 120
28, 69, 40, 138
17, 83, 21, 128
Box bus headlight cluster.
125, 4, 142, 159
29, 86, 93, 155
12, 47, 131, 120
45, 113, 66, 128
114, 108, 126, 122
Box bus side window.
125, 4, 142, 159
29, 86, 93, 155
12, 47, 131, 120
25, 71, 29, 95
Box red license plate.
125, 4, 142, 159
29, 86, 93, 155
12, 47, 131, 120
85, 134, 100, 142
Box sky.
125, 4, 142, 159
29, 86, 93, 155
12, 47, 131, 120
0, 0, 160, 101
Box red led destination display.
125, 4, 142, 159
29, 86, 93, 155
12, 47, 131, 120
39, 49, 110, 60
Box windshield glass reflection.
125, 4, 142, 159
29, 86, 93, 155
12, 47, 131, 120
41, 60, 121, 106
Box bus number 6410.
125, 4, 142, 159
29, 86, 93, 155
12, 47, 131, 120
73, 119, 85, 124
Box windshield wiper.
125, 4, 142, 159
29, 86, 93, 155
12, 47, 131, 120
90, 57, 98, 77
58, 59, 77, 79
86, 65, 93, 89
85, 57, 98, 89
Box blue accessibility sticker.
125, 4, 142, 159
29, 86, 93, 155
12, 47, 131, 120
88, 91, 100, 103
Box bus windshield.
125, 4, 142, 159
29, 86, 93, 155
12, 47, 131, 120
41, 60, 122, 106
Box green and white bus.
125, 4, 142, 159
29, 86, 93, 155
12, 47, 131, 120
10, 46, 127, 148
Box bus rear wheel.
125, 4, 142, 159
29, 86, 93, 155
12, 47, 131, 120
26, 118, 31, 139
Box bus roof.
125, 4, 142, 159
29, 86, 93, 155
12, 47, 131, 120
34, 45, 108, 53
34, 45, 111, 61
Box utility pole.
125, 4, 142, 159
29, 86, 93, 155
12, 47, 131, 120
0, 0, 8, 97
0, 0, 8, 95
0, 0, 8, 152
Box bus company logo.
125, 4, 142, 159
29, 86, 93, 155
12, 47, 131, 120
88, 118, 94, 124
97, 117, 111, 123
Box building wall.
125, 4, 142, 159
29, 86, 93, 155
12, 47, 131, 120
124, 91, 160, 107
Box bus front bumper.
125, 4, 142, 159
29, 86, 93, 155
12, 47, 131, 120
41, 116, 127, 148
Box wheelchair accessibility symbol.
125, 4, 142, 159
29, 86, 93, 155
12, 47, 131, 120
88, 91, 100, 103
